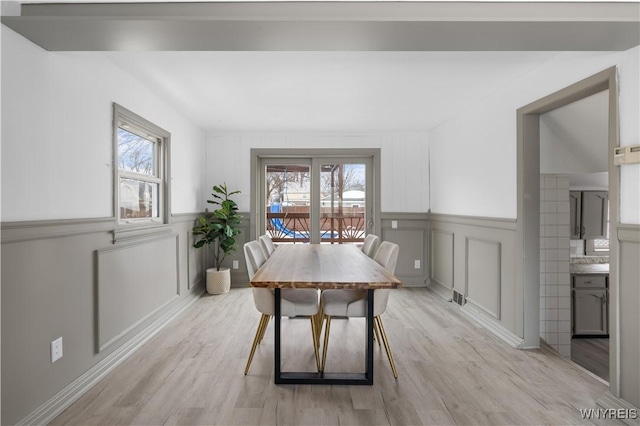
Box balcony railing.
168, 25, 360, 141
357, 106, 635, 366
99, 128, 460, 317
266, 209, 365, 244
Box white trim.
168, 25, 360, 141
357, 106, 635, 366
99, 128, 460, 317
596, 391, 640, 426
16, 288, 203, 426
461, 302, 526, 349
426, 278, 453, 302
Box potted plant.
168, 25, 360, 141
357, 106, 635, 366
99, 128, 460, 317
193, 183, 242, 294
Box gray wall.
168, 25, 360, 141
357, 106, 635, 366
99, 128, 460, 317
428, 214, 521, 344
617, 225, 640, 407
1, 215, 207, 425
429, 213, 640, 410
380, 213, 429, 287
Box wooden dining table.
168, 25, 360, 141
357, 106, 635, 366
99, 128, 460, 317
250, 243, 402, 385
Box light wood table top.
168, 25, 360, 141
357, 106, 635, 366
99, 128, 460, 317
250, 244, 402, 290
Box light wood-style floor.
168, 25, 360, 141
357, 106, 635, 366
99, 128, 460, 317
572, 338, 610, 382
52, 288, 618, 425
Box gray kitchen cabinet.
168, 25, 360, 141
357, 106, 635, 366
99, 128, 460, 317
570, 191, 582, 239
572, 273, 608, 336
570, 191, 608, 240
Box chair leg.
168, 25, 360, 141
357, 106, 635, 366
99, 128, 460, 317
310, 318, 321, 372
375, 316, 398, 379
317, 312, 325, 342
321, 316, 332, 372
315, 298, 325, 341
373, 318, 382, 346
245, 314, 269, 375
258, 315, 271, 344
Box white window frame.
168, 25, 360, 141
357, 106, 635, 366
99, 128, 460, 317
113, 103, 171, 229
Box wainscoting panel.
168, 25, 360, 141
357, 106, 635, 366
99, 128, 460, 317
380, 213, 429, 287
1, 216, 205, 426
186, 230, 198, 290
618, 225, 640, 409
229, 215, 252, 288
96, 234, 179, 352
430, 228, 454, 292
428, 213, 520, 345
466, 237, 501, 320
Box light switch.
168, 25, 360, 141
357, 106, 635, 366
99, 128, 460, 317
391, 220, 398, 229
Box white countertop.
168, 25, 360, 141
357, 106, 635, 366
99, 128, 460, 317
570, 263, 609, 274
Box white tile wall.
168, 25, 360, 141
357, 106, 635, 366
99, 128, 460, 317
540, 174, 572, 358
570, 239, 586, 256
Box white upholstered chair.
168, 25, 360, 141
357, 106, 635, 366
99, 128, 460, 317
243, 240, 321, 375
360, 234, 380, 258
259, 234, 276, 258
320, 241, 400, 377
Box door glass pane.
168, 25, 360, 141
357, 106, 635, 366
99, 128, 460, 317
320, 163, 366, 244
265, 164, 311, 244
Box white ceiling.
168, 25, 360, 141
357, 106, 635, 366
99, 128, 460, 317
4, 1, 635, 133
103, 51, 560, 132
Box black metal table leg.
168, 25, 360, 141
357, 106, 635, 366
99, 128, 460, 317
274, 288, 374, 385
274, 288, 282, 382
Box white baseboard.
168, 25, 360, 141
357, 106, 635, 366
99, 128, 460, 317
17, 288, 204, 426
427, 278, 526, 350
596, 391, 640, 426
426, 279, 453, 301
461, 301, 525, 349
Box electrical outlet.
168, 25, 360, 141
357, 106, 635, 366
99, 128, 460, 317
391, 220, 398, 229
51, 337, 63, 363
414, 260, 421, 269
232, 260, 239, 269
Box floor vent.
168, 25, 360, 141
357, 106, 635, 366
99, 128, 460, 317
452, 290, 465, 306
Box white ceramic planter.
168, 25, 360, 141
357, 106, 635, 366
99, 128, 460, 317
206, 267, 231, 294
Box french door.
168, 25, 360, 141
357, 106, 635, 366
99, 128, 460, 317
258, 155, 374, 244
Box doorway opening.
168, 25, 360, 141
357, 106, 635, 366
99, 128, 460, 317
538, 90, 610, 381
517, 67, 619, 388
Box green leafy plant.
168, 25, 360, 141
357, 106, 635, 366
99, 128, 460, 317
193, 183, 242, 271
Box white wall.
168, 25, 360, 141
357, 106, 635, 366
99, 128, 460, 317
1, 25, 207, 221
618, 47, 640, 225
429, 49, 639, 224
540, 90, 609, 175
205, 132, 429, 213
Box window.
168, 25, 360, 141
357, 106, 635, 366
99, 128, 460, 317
586, 202, 610, 255
113, 104, 170, 226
